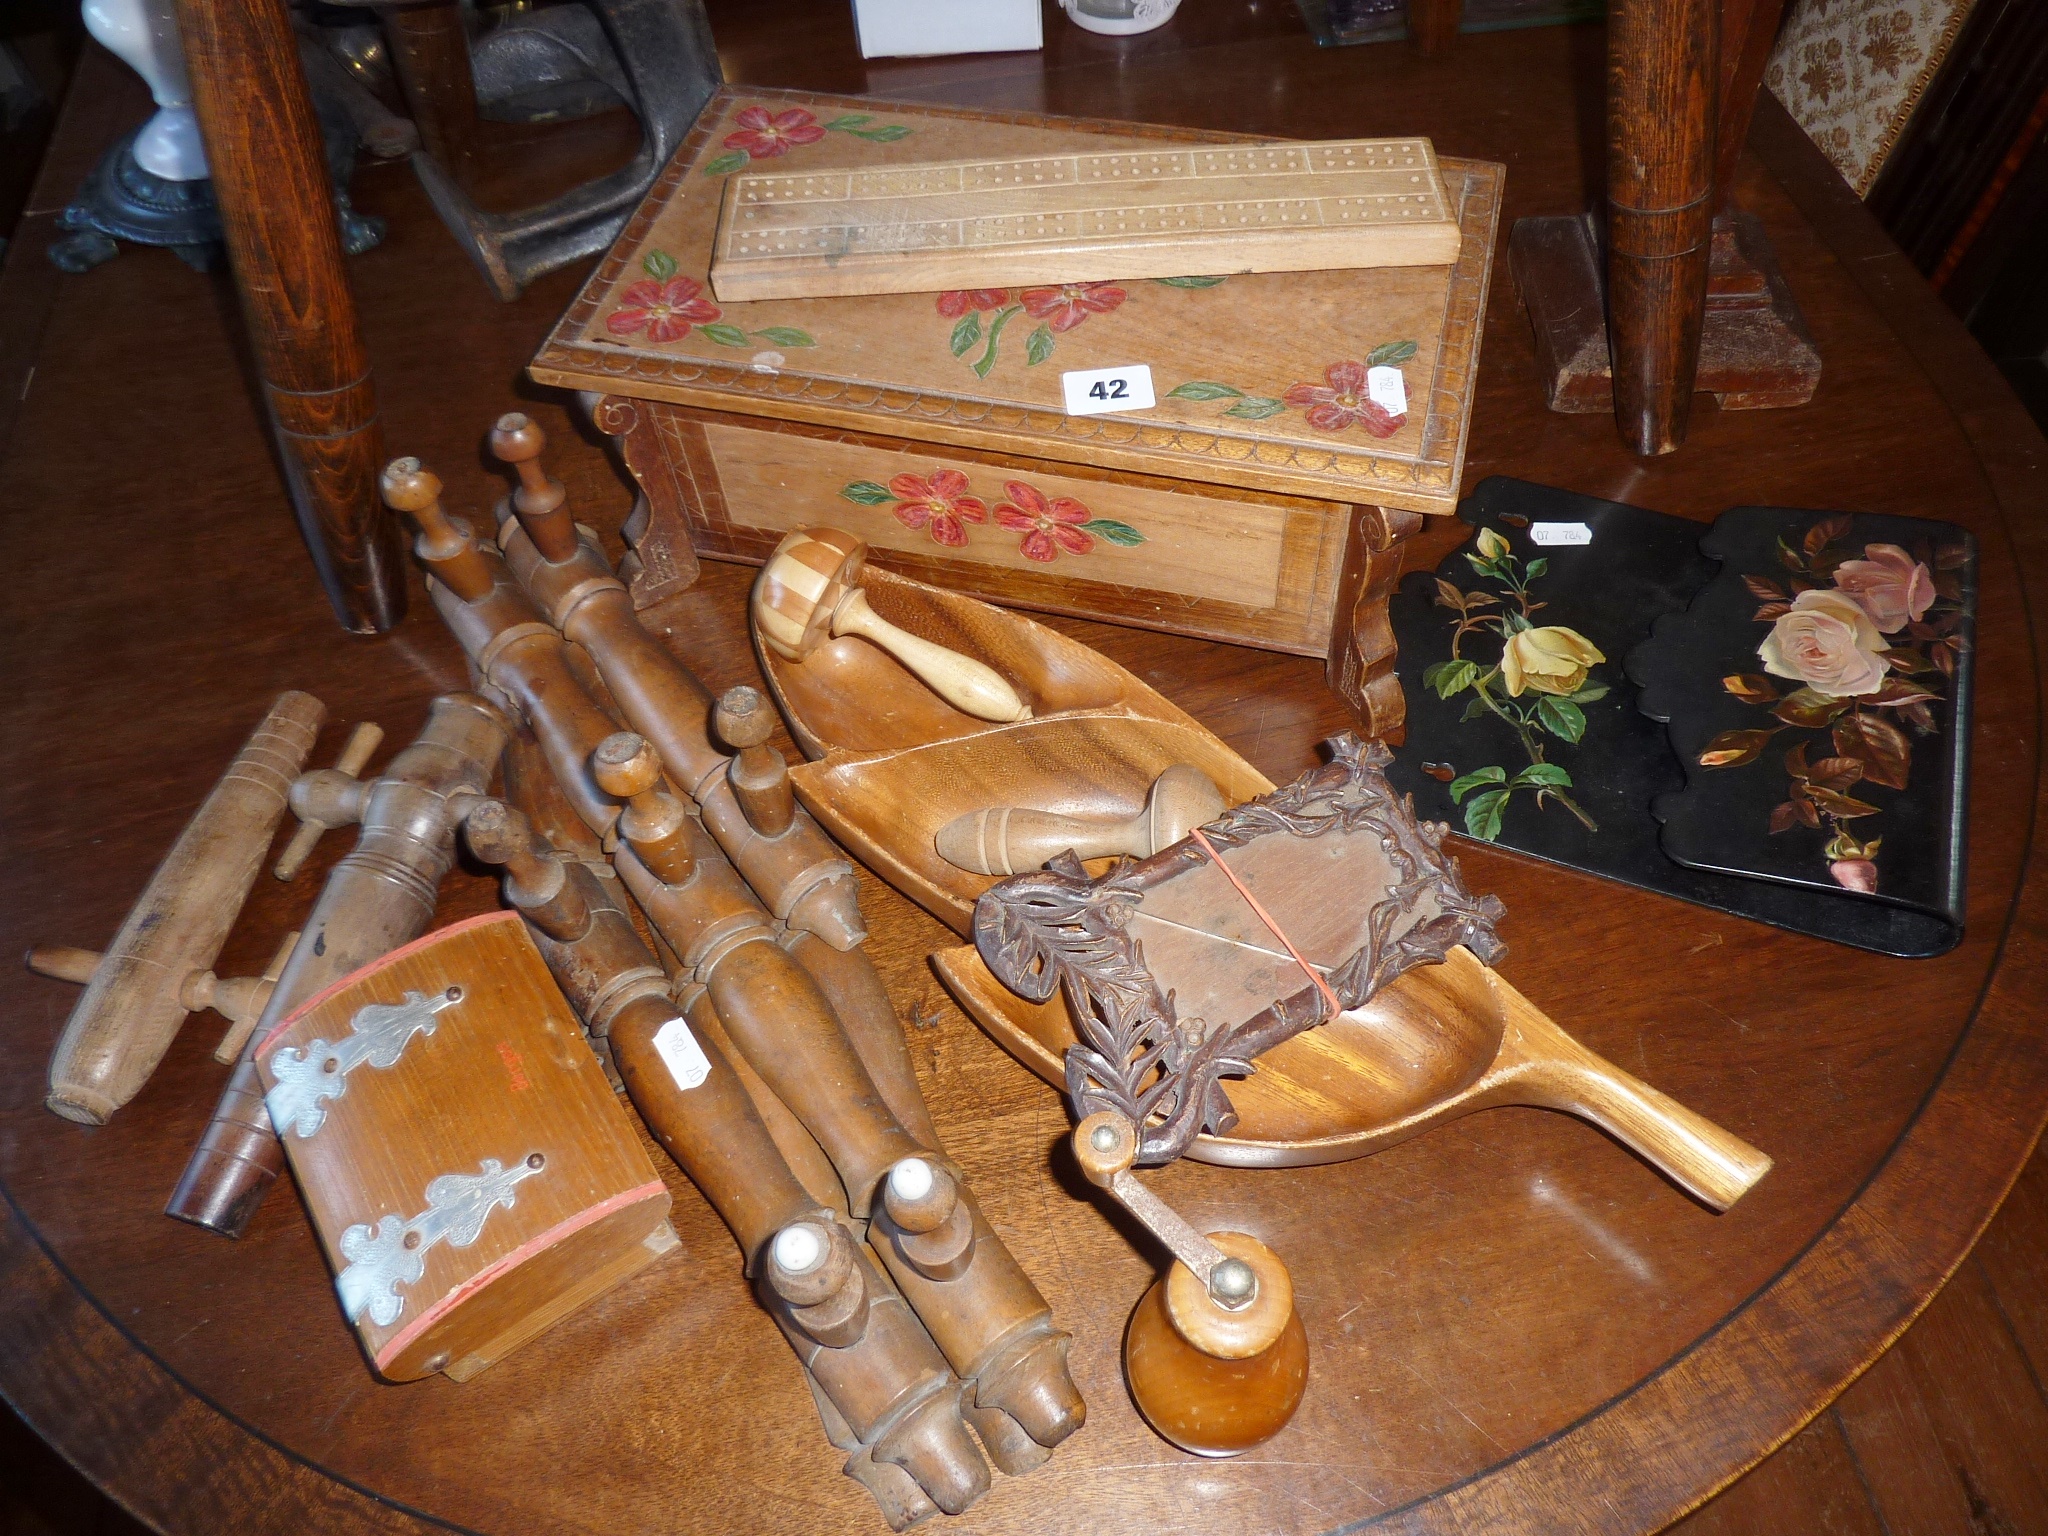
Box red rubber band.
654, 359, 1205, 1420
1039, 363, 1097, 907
1186, 825, 1343, 1019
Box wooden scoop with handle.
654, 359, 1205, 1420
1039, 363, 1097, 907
936, 764, 1226, 876
753, 528, 1031, 724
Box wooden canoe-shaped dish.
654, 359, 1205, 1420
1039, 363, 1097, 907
755, 550, 1770, 1200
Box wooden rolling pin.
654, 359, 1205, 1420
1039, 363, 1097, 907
39, 692, 324, 1124
936, 764, 1225, 876
754, 528, 1032, 725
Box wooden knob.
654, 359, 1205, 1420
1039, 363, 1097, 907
382, 457, 495, 602
25, 944, 101, 986
591, 734, 695, 885
936, 763, 1226, 875
715, 686, 795, 838
882, 1157, 976, 1281
1124, 1231, 1309, 1457
1074, 1110, 1138, 1189
767, 1219, 870, 1349
463, 798, 589, 942
753, 528, 1031, 724
487, 412, 575, 563
275, 721, 384, 880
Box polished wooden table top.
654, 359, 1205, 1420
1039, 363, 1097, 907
3, 8, 2045, 1535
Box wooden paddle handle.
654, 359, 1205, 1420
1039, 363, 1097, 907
1494, 977, 1772, 1211
43, 691, 324, 1125
936, 764, 1225, 875
832, 589, 1032, 724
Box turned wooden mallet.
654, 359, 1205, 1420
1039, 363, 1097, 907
935, 763, 1226, 876
753, 528, 1032, 724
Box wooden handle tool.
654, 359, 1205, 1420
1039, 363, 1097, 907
754, 528, 1031, 724
39, 691, 324, 1125
274, 721, 385, 880
936, 763, 1226, 875
1074, 1110, 1308, 1456
27, 929, 298, 1066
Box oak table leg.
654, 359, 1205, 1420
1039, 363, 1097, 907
1326, 504, 1424, 742
175, 0, 407, 634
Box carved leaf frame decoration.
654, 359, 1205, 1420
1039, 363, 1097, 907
973, 734, 1507, 1164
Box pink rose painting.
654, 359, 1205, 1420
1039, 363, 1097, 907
1699, 515, 1971, 898
995, 480, 1095, 562
882, 470, 986, 548
606, 275, 721, 343
1018, 282, 1127, 333
1832, 543, 1935, 633
936, 290, 1009, 318
1757, 589, 1890, 697
721, 106, 827, 159
1283, 361, 1404, 437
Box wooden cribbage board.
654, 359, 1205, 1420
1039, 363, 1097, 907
532, 88, 1504, 737
708, 139, 1460, 301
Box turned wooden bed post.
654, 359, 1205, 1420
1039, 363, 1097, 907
1605, 0, 1719, 456
175, 0, 408, 634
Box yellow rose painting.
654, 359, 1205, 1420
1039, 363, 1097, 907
1424, 527, 1605, 840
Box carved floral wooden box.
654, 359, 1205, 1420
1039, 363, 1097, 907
531, 88, 1503, 736
255, 912, 676, 1384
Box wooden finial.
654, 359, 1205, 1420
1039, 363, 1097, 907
591, 733, 696, 885
753, 529, 1031, 723
463, 798, 590, 942
381, 457, 494, 602
766, 1219, 871, 1348
714, 686, 795, 837
882, 1157, 976, 1282
488, 412, 576, 564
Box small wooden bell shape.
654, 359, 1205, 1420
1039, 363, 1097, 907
935, 763, 1226, 875
1123, 1232, 1308, 1458
753, 528, 1031, 724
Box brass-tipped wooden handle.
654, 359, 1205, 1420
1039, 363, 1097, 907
274, 721, 384, 880
936, 764, 1224, 875
1491, 971, 1773, 1211
832, 589, 1031, 724
44, 692, 325, 1126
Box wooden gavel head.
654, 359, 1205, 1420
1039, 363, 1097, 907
382, 456, 494, 602
935, 762, 1227, 876
766, 1219, 871, 1349
487, 412, 576, 564
591, 733, 696, 885
1123, 1231, 1309, 1458
754, 527, 867, 663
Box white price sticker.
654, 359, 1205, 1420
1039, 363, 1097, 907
1530, 522, 1594, 547
1366, 365, 1408, 418
1061, 364, 1155, 417
652, 1016, 710, 1091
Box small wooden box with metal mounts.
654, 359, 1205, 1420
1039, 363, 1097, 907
529, 88, 1503, 739
254, 911, 676, 1383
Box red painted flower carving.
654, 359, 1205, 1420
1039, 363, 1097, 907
1284, 361, 1404, 437
888, 470, 987, 548
606, 276, 722, 343
995, 480, 1095, 562
1019, 282, 1127, 333
723, 106, 827, 159
937, 289, 1009, 318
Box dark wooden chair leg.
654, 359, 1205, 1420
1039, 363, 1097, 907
1408, 0, 1464, 57
176, 0, 407, 634
382, 0, 479, 182
1605, 0, 1717, 456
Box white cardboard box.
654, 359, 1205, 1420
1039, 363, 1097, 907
852, 0, 1044, 57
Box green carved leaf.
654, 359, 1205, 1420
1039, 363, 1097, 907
1025, 323, 1055, 367
698, 322, 750, 347
840, 481, 895, 506
1447, 765, 1506, 804
823, 114, 874, 129
1166, 381, 1244, 401
1224, 397, 1287, 419
704, 150, 749, 176
1513, 762, 1572, 789
1080, 518, 1145, 546
751, 326, 816, 347
641, 249, 679, 281
1464, 787, 1511, 841
848, 124, 913, 142
1367, 339, 1419, 367
950, 313, 982, 357
1536, 696, 1587, 744
1152, 275, 1227, 288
